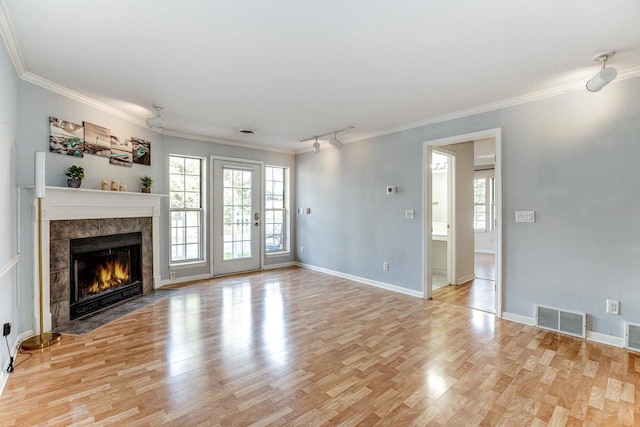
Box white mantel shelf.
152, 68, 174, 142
34, 186, 168, 221
30, 185, 167, 334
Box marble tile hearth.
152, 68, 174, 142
49, 217, 153, 328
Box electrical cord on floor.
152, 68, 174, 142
13, 345, 33, 369
4, 335, 14, 373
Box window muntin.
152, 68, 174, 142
474, 175, 495, 232
170, 156, 204, 263
222, 168, 253, 260
265, 166, 287, 253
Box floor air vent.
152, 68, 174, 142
535, 304, 586, 338
625, 322, 640, 352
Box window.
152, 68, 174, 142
474, 175, 495, 231
170, 155, 204, 263
265, 166, 287, 254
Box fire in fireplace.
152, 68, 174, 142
70, 232, 143, 319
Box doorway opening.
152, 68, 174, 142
423, 129, 502, 316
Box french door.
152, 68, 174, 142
212, 159, 262, 275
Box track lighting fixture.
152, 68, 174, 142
300, 126, 354, 153
586, 51, 617, 92
146, 104, 166, 128
329, 133, 343, 149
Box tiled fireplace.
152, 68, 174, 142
33, 187, 163, 333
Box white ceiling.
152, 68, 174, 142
2, 1, 640, 152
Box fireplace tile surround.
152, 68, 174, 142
32, 187, 164, 334
50, 217, 152, 328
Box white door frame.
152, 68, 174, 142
422, 128, 503, 317
431, 147, 456, 286
210, 155, 265, 276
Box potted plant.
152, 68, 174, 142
65, 165, 85, 188
140, 175, 154, 193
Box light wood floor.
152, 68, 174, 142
1, 267, 639, 426
433, 253, 496, 313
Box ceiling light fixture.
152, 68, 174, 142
146, 104, 166, 128
238, 128, 257, 135
329, 133, 343, 149
301, 126, 354, 153
586, 51, 617, 92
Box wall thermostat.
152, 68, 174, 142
386, 186, 397, 195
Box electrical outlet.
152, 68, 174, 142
606, 299, 620, 315
170, 271, 176, 280
300, 246, 304, 254
2, 323, 10, 337
383, 261, 389, 271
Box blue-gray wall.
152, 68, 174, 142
0, 36, 19, 381
13, 81, 295, 337
297, 77, 640, 338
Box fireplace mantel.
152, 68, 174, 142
32, 186, 167, 333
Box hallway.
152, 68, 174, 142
433, 252, 495, 312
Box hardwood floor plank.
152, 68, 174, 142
1, 266, 639, 426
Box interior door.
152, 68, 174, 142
213, 159, 262, 275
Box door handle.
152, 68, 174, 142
254, 212, 259, 227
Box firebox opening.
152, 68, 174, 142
70, 232, 143, 319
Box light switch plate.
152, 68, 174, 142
515, 211, 535, 223
405, 209, 415, 219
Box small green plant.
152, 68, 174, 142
65, 165, 85, 180
140, 175, 154, 188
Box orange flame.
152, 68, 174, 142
88, 257, 130, 293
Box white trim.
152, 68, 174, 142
0, 254, 19, 279
169, 261, 207, 270
210, 156, 265, 276
457, 274, 475, 285
159, 273, 211, 287
501, 311, 535, 326
0, 0, 26, 75
263, 261, 296, 270
587, 331, 624, 348
164, 130, 294, 155
296, 262, 424, 299
265, 251, 291, 259
474, 249, 496, 255
330, 68, 640, 149
422, 128, 503, 317
21, 72, 151, 127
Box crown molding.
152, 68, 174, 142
342, 66, 640, 146
162, 129, 295, 155
20, 71, 152, 128
0, 0, 26, 75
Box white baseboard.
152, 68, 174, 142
1, 329, 34, 397
457, 274, 475, 285
587, 331, 625, 348
501, 311, 535, 326
500, 312, 626, 349
159, 273, 211, 287
263, 261, 296, 270
296, 262, 424, 299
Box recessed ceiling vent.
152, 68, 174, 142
535, 304, 586, 338
625, 322, 640, 352
237, 128, 257, 135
